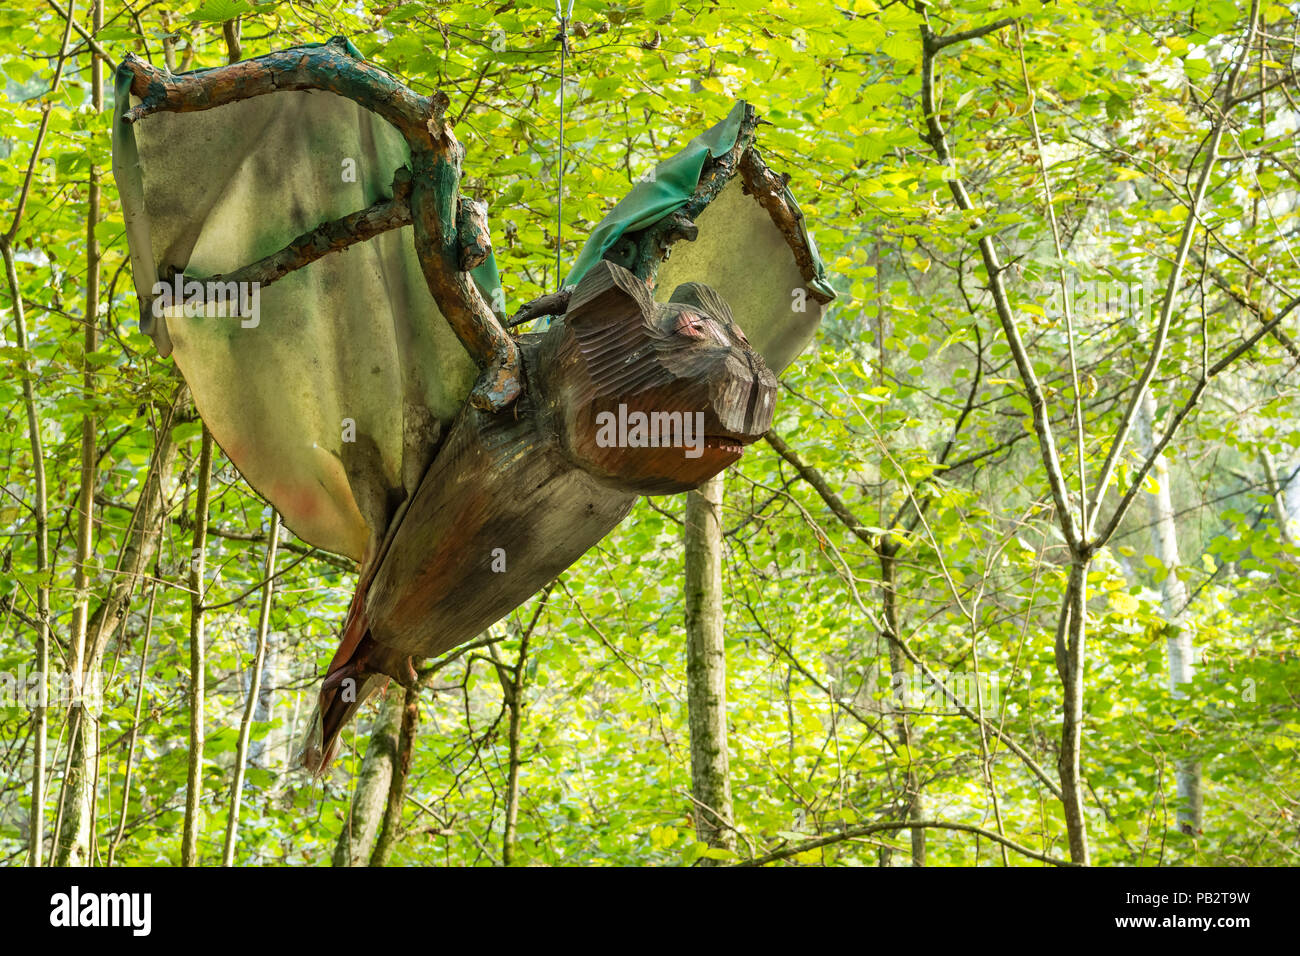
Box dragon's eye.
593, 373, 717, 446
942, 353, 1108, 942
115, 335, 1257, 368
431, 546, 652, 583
674, 312, 708, 339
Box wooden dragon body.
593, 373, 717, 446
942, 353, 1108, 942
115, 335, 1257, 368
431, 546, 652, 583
309, 263, 778, 766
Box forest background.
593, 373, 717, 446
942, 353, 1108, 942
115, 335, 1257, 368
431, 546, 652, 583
0, 0, 1297, 867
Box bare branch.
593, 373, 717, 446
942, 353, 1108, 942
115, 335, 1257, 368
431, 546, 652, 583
1094, 291, 1300, 546
1084, 1, 1262, 543
918, 21, 1083, 552
736, 818, 1074, 867
211, 171, 412, 290
927, 18, 1018, 53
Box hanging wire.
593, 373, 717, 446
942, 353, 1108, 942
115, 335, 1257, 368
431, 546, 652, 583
553, 0, 576, 292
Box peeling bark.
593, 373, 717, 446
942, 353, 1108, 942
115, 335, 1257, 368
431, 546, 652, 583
738, 149, 835, 304
121, 38, 446, 144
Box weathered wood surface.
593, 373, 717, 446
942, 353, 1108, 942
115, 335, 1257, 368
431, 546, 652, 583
303, 260, 777, 768
120, 38, 522, 412
737, 149, 836, 305
365, 340, 637, 662
122, 37, 446, 147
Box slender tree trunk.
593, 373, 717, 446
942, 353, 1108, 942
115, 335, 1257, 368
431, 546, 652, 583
1251, 21, 1295, 552
106, 581, 157, 868
160, 12, 177, 72
55, 392, 182, 864
879, 545, 925, 865
369, 684, 418, 866
1280, 456, 1300, 532
1054, 562, 1090, 865
58, 0, 105, 870
54, 704, 97, 866
285, 678, 303, 769
1137, 392, 1201, 832
1261, 449, 1298, 546
3, 244, 51, 866
222, 512, 280, 865
3, 0, 71, 868
182, 428, 214, 866
502, 630, 532, 866
248, 627, 277, 770
332, 688, 406, 867
684, 474, 735, 862
498, 590, 551, 865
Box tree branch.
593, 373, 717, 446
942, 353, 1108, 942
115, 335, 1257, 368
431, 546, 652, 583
119, 37, 522, 411
918, 20, 1083, 552
210, 171, 412, 290
1094, 291, 1300, 546
1083, 1, 1261, 542
736, 818, 1074, 867
506, 289, 571, 328
927, 18, 1017, 53
119, 37, 446, 146
762, 431, 1065, 801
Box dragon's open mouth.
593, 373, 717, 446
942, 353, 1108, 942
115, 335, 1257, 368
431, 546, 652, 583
703, 434, 750, 455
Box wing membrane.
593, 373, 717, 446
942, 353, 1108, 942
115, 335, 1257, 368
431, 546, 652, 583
113, 53, 493, 560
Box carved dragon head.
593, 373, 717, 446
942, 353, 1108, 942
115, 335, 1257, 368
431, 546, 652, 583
537, 260, 778, 495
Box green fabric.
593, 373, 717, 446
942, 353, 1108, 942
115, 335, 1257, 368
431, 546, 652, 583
112, 42, 835, 561
114, 42, 505, 323
652, 176, 828, 375
564, 100, 748, 289
566, 99, 835, 305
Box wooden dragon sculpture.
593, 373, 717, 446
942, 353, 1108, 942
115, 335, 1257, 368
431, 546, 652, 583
111, 37, 835, 769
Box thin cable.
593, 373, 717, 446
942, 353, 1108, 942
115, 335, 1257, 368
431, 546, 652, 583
553, 0, 575, 291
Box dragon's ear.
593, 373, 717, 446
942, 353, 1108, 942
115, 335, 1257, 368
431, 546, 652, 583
565, 101, 835, 374
563, 259, 656, 332
549, 260, 676, 404
667, 281, 735, 329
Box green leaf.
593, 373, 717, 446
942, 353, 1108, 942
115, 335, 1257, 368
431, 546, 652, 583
191, 0, 255, 23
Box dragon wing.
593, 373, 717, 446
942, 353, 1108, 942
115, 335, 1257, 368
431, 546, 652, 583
112, 42, 499, 562
565, 100, 835, 375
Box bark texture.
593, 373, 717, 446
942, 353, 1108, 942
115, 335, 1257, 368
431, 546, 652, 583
880, 547, 925, 866
684, 474, 735, 861
332, 688, 406, 867
3, 242, 51, 867
56, 390, 184, 865
369, 684, 419, 866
